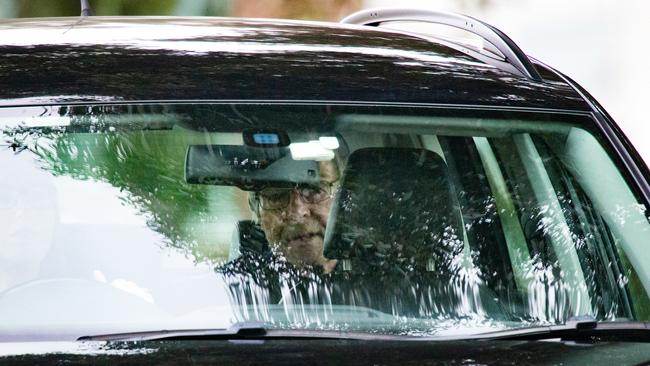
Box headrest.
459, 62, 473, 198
323, 147, 463, 274
229, 220, 270, 261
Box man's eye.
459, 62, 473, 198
264, 192, 287, 201
301, 186, 329, 202
262, 191, 289, 202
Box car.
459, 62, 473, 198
1, 3, 650, 364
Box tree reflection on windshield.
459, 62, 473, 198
3, 103, 650, 336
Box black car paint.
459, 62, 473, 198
0, 17, 588, 110
2, 339, 650, 365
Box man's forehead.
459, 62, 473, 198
257, 160, 338, 193
318, 161, 339, 183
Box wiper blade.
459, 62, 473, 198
477, 319, 650, 343
78, 322, 269, 342
77, 322, 412, 342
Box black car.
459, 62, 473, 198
1, 6, 650, 365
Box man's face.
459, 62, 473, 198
258, 161, 338, 269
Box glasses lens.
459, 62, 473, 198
299, 184, 332, 203
260, 183, 336, 209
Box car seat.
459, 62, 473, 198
323, 147, 505, 318
229, 220, 270, 261
323, 147, 464, 275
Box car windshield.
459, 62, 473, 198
1, 103, 649, 340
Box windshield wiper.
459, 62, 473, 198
78, 322, 267, 342
476, 319, 650, 343
77, 322, 412, 342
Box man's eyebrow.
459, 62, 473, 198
260, 187, 292, 194
320, 179, 339, 184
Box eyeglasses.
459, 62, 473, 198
259, 182, 338, 210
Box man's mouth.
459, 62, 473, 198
287, 232, 321, 244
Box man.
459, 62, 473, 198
216, 160, 339, 310
216, 161, 339, 294
253, 160, 338, 273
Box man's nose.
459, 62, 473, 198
286, 189, 311, 218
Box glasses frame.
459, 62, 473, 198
258, 181, 338, 210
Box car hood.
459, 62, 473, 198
1, 339, 650, 365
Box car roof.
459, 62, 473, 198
0, 16, 590, 111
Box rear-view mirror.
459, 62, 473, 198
185, 145, 320, 191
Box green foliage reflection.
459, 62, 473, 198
2, 105, 242, 263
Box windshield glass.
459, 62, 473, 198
2, 103, 649, 340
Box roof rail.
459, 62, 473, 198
80, 0, 94, 16
341, 8, 542, 81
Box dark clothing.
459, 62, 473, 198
215, 250, 502, 320
216, 250, 334, 307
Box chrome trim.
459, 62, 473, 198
341, 8, 542, 81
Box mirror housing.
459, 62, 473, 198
185, 145, 320, 191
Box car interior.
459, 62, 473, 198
2, 103, 650, 333
180, 104, 650, 322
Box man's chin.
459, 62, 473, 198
283, 234, 326, 265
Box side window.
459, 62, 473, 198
439, 136, 519, 303
485, 131, 649, 321
532, 135, 633, 319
